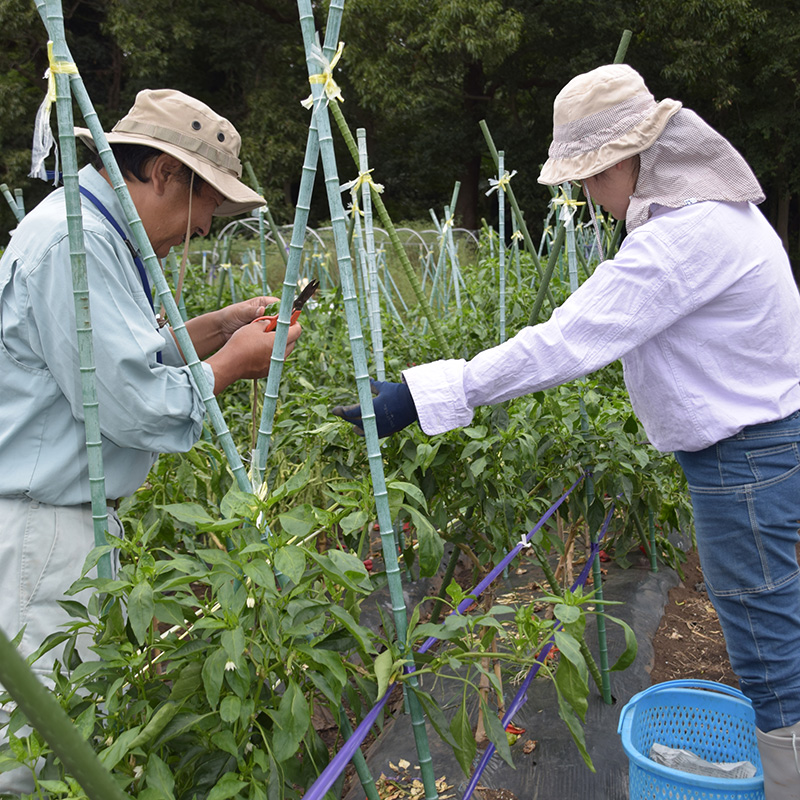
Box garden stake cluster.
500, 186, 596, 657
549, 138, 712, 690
0, 5, 687, 800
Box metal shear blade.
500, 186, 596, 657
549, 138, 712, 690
293, 278, 320, 312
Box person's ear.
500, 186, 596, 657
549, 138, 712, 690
148, 154, 183, 196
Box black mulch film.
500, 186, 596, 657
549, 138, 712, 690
345, 545, 681, 800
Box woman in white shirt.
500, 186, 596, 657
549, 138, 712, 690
334, 64, 800, 798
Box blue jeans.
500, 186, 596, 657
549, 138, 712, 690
675, 409, 800, 732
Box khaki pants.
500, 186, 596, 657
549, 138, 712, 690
0, 497, 121, 795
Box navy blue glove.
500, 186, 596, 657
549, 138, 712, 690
331, 379, 419, 438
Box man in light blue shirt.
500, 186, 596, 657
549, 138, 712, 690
0, 89, 301, 795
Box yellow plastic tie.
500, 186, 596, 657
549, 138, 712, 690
438, 215, 455, 247
302, 41, 345, 109
29, 42, 79, 182
340, 168, 384, 197
552, 188, 585, 224
45, 41, 78, 107
348, 197, 363, 218
511, 229, 524, 242
485, 169, 517, 196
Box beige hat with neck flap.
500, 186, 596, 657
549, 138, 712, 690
538, 64, 681, 185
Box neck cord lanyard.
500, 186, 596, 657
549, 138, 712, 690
78, 186, 162, 363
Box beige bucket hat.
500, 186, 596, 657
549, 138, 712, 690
76, 89, 264, 217
538, 64, 682, 185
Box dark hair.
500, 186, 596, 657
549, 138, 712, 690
92, 143, 206, 195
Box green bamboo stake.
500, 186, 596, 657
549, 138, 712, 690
574, 233, 594, 280
578, 400, 612, 704
245, 160, 289, 287
36, 0, 254, 497
252, 123, 321, 481
45, 1, 112, 580
597, 30, 632, 260
497, 153, 507, 343
329, 101, 452, 359
351, 210, 373, 364
614, 29, 633, 63
561, 184, 580, 293
511, 209, 522, 284
648, 509, 659, 573
537, 209, 555, 260
444, 182, 464, 312
478, 119, 556, 310
166, 251, 189, 323
0, 627, 131, 800
240, 8, 385, 795
631, 511, 658, 573
296, 5, 438, 797
375, 272, 406, 326
351, 211, 370, 323
379, 251, 409, 316
443, 204, 467, 313
336, 708, 381, 800
225, 242, 237, 304
527, 222, 565, 326
215, 265, 226, 307
357, 128, 386, 381
532, 545, 605, 694
243, 162, 270, 294
427, 210, 450, 312
14, 188, 25, 216
1, 183, 24, 222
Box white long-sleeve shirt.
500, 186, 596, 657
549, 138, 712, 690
404, 201, 800, 452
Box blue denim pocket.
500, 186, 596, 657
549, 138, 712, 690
678, 431, 800, 595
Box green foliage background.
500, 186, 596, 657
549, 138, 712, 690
1, 0, 799, 274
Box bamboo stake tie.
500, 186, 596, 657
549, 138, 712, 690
29, 40, 78, 183
340, 168, 384, 196
552, 187, 585, 225
301, 41, 345, 109
485, 168, 517, 196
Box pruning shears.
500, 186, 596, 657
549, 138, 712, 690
254, 278, 319, 332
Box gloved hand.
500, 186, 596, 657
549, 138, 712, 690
331, 379, 419, 438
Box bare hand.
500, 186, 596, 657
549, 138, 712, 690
206, 320, 302, 394
218, 296, 280, 340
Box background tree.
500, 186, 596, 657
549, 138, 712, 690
0, 0, 797, 276
635, 0, 800, 274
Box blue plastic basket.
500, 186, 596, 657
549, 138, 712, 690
618, 680, 764, 800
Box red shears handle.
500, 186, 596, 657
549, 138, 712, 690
255, 308, 302, 332
253, 279, 319, 331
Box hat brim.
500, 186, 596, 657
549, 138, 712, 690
538, 99, 682, 185
75, 127, 265, 217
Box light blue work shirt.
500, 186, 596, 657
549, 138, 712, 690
0, 165, 211, 505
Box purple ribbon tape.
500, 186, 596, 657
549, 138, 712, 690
460, 503, 615, 800
303, 474, 594, 800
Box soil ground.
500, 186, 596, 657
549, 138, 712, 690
648, 548, 738, 687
